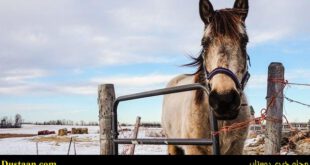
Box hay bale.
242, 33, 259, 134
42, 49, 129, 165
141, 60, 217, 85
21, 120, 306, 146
58, 129, 68, 136
70, 128, 88, 134
49, 131, 56, 135
81, 128, 88, 134
72, 128, 77, 134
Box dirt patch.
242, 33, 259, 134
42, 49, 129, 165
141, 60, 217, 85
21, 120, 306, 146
0, 134, 37, 139
31, 135, 92, 143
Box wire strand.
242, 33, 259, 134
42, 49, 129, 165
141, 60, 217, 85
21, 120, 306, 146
287, 82, 310, 87
284, 96, 310, 108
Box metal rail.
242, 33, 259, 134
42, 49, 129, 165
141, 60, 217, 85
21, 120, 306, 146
114, 139, 213, 145
112, 83, 220, 155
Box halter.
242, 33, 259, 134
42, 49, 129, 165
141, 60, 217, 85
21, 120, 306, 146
201, 48, 251, 94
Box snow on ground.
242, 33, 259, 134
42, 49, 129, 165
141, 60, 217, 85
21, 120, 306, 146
2, 124, 307, 155
118, 127, 167, 155
0, 124, 166, 155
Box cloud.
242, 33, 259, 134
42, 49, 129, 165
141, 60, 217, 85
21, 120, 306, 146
57, 74, 177, 96
286, 69, 310, 80
0, 69, 50, 95
0, 103, 90, 122
91, 74, 175, 87
0, 73, 177, 96
249, 30, 290, 46
247, 74, 267, 89
246, 69, 310, 90
53, 85, 97, 96
1, 0, 309, 122
0, 69, 49, 83
0, 104, 69, 112
0, 0, 309, 72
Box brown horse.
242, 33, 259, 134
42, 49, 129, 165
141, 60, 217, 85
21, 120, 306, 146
161, 0, 251, 155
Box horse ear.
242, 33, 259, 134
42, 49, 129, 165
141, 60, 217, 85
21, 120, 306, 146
199, 0, 214, 25
233, 0, 249, 21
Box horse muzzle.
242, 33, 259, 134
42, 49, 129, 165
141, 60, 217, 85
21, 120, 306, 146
209, 90, 241, 120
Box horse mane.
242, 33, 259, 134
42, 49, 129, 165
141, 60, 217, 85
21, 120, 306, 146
184, 9, 248, 104
184, 9, 247, 74
210, 9, 246, 41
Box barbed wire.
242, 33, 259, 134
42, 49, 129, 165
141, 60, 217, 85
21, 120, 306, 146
212, 78, 288, 135
116, 79, 309, 146
212, 79, 310, 136
118, 123, 133, 155
287, 82, 310, 87
284, 96, 310, 108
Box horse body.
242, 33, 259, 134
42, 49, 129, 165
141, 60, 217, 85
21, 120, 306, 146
162, 0, 251, 155
162, 74, 250, 155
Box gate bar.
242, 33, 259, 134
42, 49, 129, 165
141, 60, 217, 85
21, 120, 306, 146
114, 139, 213, 145
112, 83, 220, 155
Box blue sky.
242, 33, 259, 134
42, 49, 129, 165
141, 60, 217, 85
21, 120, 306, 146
0, 0, 309, 124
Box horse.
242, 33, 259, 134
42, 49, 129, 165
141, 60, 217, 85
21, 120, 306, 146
161, 0, 251, 155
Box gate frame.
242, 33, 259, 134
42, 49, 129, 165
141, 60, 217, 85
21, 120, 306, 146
111, 83, 220, 155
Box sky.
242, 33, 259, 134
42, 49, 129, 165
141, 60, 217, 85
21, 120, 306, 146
0, 0, 310, 124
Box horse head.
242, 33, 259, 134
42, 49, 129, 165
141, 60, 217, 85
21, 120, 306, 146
199, 0, 250, 120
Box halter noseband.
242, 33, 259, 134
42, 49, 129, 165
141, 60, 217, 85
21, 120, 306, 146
201, 49, 251, 93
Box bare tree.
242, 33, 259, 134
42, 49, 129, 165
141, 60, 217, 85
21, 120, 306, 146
80, 120, 85, 126
1, 117, 7, 128
15, 114, 22, 128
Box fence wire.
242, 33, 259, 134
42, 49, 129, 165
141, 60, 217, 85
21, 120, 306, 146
213, 79, 310, 136
285, 96, 310, 108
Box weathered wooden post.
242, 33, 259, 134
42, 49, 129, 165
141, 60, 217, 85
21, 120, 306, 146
98, 84, 115, 155
129, 116, 141, 155
264, 62, 285, 155
73, 138, 77, 155
68, 137, 73, 155
36, 142, 39, 155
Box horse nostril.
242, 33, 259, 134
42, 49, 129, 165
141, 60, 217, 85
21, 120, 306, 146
209, 90, 241, 110
209, 91, 220, 109
230, 90, 241, 110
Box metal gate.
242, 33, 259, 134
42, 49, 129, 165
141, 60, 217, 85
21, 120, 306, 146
112, 83, 220, 155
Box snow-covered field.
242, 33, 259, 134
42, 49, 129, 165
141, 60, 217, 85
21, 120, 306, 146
0, 124, 166, 155
1, 124, 308, 155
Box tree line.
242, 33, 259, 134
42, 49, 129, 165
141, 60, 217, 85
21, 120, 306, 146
0, 114, 22, 128
31, 120, 99, 126
120, 122, 161, 128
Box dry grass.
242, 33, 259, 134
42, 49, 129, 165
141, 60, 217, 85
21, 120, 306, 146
31, 135, 92, 143
304, 138, 310, 143
0, 134, 36, 139
247, 133, 258, 139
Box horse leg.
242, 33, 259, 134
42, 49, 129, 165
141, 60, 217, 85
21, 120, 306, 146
220, 126, 249, 155
168, 145, 184, 155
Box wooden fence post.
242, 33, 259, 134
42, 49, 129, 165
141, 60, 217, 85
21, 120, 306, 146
264, 62, 285, 155
68, 137, 73, 155
36, 142, 39, 155
73, 137, 77, 155
98, 84, 115, 155
129, 116, 141, 155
